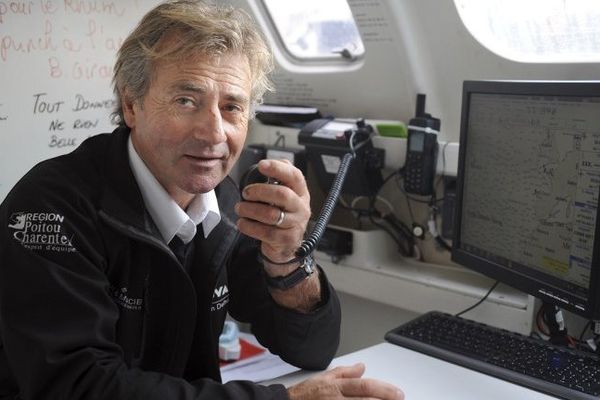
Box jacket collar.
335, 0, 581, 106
100, 126, 155, 236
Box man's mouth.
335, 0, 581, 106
184, 154, 224, 167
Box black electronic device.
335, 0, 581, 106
255, 104, 322, 128
453, 80, 600, 319
232, 144, 307, 185
316, 227, 353, 263
298, 118, 384, 196
239, 163, 274, 192
403, 94, 440, 195
230, 144, 266, 185
441, 177, 456, 239
264, 146, 307, 175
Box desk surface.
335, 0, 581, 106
266, 342, 559, 400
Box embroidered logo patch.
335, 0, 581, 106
108, 286, 143, 311
8, 211, 77, 253
211, 284, 229, 312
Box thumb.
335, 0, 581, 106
327, 363, 366, 379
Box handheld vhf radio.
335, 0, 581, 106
403, 94, 440, 196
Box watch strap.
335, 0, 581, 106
264, 255, 315, 290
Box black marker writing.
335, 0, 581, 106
72, 94, 115, 111
49, 135, 77, 148
33, 93, 64, 114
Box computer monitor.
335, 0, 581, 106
452, 80, 600, 319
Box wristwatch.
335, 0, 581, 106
264, 254, 315, 290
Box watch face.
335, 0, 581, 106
303, 255, 315, 273
265, 255, 315, 290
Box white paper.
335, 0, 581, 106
220, 333, 300, 383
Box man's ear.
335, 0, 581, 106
121, 92, 137, 128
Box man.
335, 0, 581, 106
0, 1, 403, 399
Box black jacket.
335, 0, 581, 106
0, 127, 341, 400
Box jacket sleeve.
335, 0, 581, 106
226, 236, 342, 371
0, 171, 287, 400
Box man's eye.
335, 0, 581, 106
223, 104, 243, 113
176, 98, 195, 107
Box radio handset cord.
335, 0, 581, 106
295, 151, 353, 260
240, 119, 373, 265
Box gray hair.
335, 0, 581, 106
111, 0, 274, 126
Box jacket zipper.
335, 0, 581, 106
98, 210, 181, 267
99, 210, 197, 370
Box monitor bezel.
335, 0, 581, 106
452, 80, 600, 319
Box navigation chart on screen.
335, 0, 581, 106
461, 93, 600, 289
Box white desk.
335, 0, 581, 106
266, 342, 559, 400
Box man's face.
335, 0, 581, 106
123, 51, 252, 207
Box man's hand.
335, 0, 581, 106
287, 363, 404, 400
235, 159, 320, 312
235, 158, 311, 264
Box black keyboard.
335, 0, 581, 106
385, 311, 600, 400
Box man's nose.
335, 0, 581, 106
195, 105, 226, 144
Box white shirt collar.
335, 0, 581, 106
127, 136, 221, 244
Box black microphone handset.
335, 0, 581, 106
239, 119, 374, 265
239, 163, 278, 191
403, 94, 440, 196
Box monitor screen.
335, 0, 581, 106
452, 80, 600, 319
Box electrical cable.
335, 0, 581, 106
434, 235, 452, 252
368, 213, 413, 257
337, 202, 371, 218
351, 196, 394, 217
428, 200, 452, 251
338, 195, 351, 210
539, 303, 573, 347
383, 214, 415, 254
367, 170, 415, 257
455, 280, 499, 317
295, 152, 354, 259
536, 305, 550, 337
433, 141, 450, 195
259, 121, 376, 265
338, 171, 412, 255
296, 122, 378, 258
404, 190, 416, 224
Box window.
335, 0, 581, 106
262, 0, 365, 62
454, 0, 600, 63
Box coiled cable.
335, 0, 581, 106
295, 152, 354, 259
259, 124, 373, 265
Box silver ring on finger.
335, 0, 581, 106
274, 209, 285, 226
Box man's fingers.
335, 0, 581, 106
236, 201, 296, 228
337, 377, 405, 400
236, 215, 300, 244
257, 159, 309, 198
287, 364, 405, 400
325, 363, 366, 379
241, 181, 299, 212
326, 364, 404, 400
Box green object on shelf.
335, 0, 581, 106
376, 122, 407, 138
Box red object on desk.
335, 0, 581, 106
219, 338, 266, 367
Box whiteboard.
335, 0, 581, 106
0, 0, 162, 201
